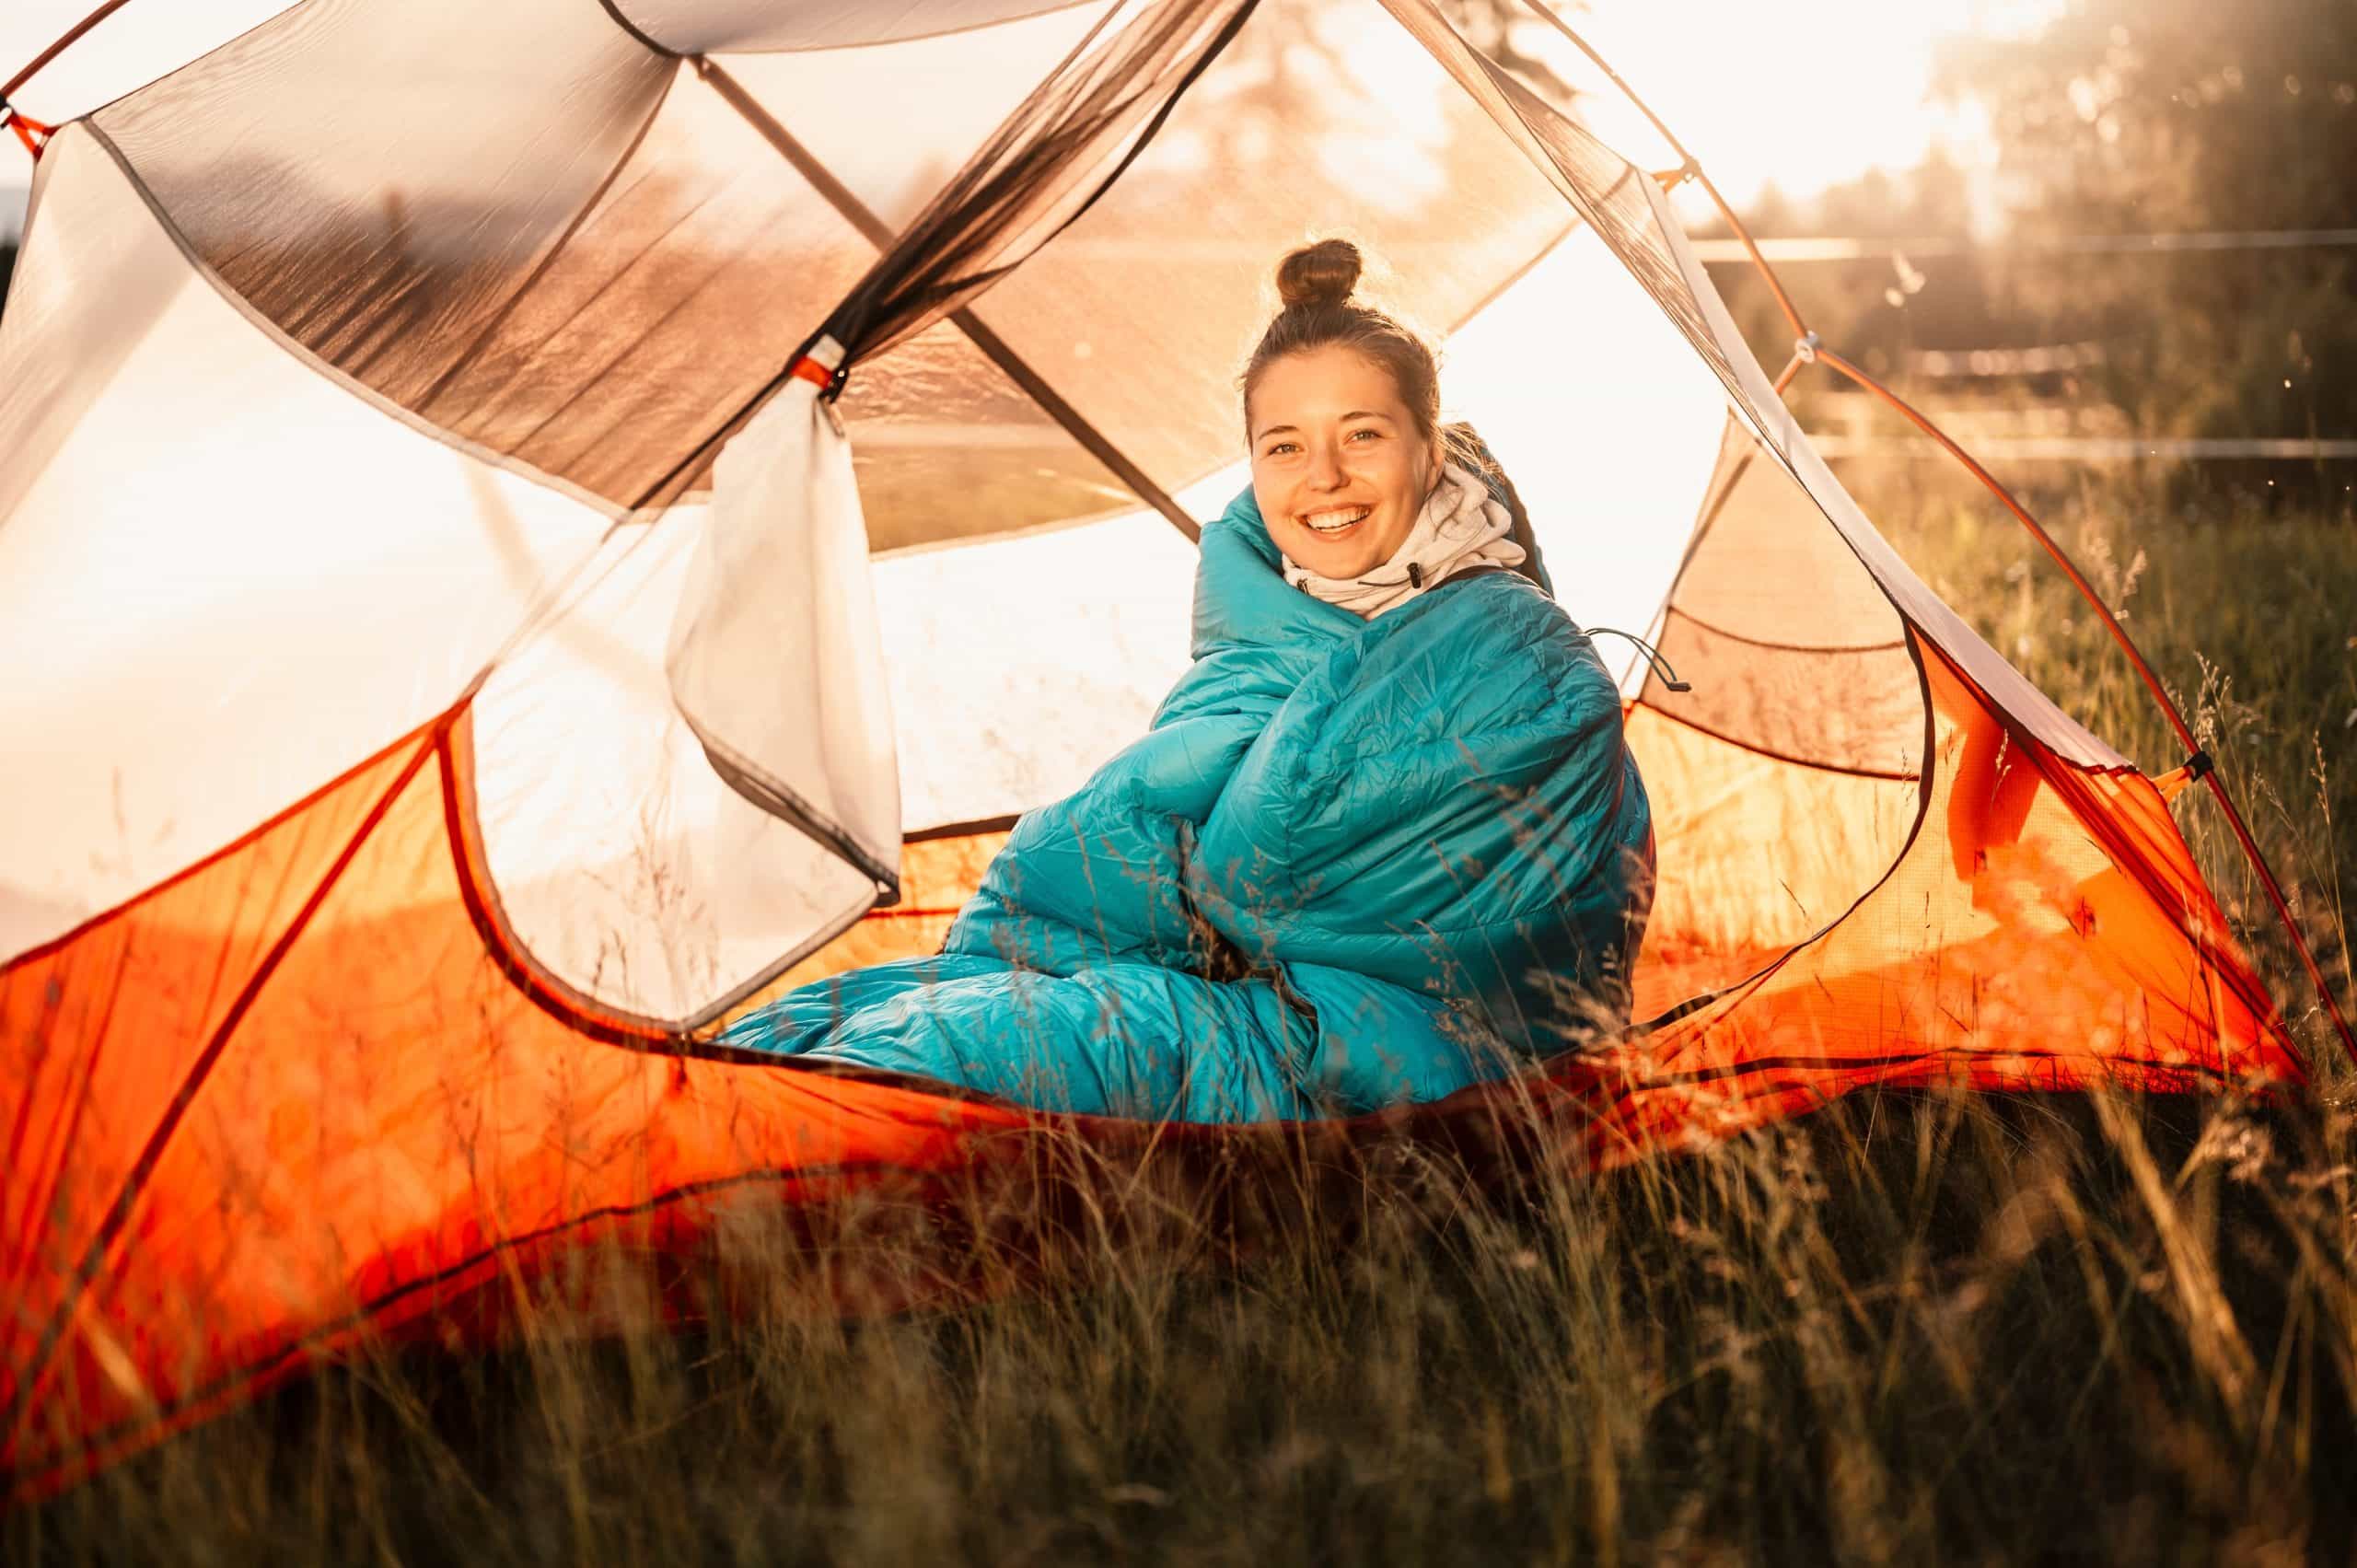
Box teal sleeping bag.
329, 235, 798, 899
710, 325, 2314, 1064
722, 482, 1654, 1122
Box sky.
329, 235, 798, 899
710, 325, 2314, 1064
0, 0, 2063, 241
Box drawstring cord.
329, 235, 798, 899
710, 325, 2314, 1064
1584, 627, 1691, 692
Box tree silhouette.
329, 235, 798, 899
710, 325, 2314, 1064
1935, 0, 2356, 485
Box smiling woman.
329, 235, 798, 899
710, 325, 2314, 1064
1244, 238, 1536, 612
721, 237, 1657, 1121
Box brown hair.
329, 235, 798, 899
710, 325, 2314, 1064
1241, 238, 1442, 452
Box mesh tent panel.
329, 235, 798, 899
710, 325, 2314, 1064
92, 0, 674, 499
1381, 3, 1742, 410
796, 0, 1257, 367
86, 0, 1110, 518
0, 127, 615, 964
836, 319, 1132, 549
1623, 705, 1922, 1018
1668, 413, 1912, 651
375, 63, 875, 508
0, 726, 1035, 1489
470, 518, 884, 1028
0, 733, 429, 1468
1645, 613, 1922, 778
1638, 414, 1923, 776
712, 6, 1109, 232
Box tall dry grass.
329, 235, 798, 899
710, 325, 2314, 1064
8, 471, 2353, 1566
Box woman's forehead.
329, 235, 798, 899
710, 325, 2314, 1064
1249, 346, 1409, 432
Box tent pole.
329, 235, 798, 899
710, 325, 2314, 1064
1516, 0, 1810, 343
696, 57, 1202, 544
1513, 0, 2353, 1065
2, 0, 135, 103
1814, 343, 2357, 1067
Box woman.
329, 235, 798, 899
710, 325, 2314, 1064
723, 239, 1655, 1122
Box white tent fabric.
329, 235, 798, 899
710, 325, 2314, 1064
0, 125, 614, 959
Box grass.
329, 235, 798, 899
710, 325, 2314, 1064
9, 472, 2355, 1565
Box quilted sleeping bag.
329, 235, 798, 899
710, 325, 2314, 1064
723, 482, 1655, 1121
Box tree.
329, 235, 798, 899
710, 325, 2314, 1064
1935, 0, 2357, 488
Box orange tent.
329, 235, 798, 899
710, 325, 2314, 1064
0, 0, 2337, 1499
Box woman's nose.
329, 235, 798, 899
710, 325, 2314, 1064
1306, 443, 1345, 489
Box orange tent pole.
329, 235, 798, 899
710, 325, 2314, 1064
1810, 345, 2354, 1063
1517, 0, 2352, 1067
1519, 0, 1811, 343
4, 0, 137, 159
2, 0, 135, 103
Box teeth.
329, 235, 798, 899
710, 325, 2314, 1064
1303, 506, 1370, 533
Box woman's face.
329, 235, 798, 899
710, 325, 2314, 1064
1248, 344, 1440, 579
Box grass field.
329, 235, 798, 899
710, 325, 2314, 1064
10, 472, 2354, 1565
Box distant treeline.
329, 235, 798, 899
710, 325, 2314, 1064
1703, 0, 2353, 505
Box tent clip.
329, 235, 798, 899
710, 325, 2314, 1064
1, 96, 54, 158
1585, 627, 1690, 693
2184, 748, 2214, 782
0, 95, 53, 157
1794, 331, 1822, 366
786, 333, 851, 401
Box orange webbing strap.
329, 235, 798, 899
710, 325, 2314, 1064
1811, 343, 2354, 1067
5, 106, 54, 158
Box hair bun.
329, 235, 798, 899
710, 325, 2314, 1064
1275, 238, 1362, 310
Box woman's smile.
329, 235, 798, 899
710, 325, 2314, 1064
1299, 503, 1373, 536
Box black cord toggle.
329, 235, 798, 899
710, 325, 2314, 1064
1585, 626, 1690, 692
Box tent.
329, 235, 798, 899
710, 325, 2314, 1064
0, 0, 2340, 1499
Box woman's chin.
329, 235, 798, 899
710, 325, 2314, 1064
1285, 533, 1382, 578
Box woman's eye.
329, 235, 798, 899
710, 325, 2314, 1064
1266, 442, 1299, 457
1346, 428, 1381, 443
